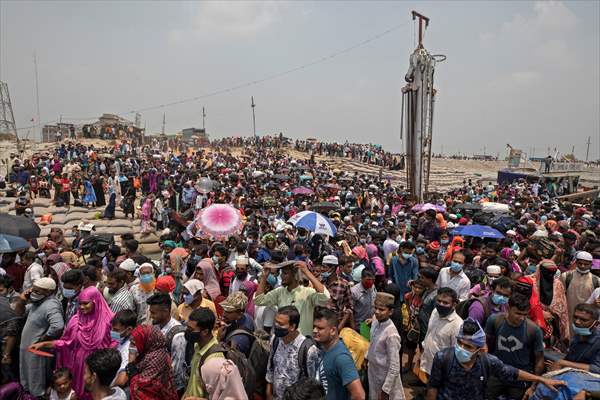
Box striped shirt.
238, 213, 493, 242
109, 285, 135, 314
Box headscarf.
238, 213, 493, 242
201, 357, 248, 400
500, 248, 521, 273
457, 317, 486, 348
198, 259, 221, 300
352, 246, 368, 261
130, 325, 178, 400
538, 259, 558, 306
163, 240, 178, 249
241, 280, 257, 318
169, 247, 189, 273
443, 236, 465, 264
55, 287, 115, 397
60, 251, 79, 267
155, 276, 176, 293
47, 253, 63, 265
366, 243, 385, 276
51, 262, 71, 283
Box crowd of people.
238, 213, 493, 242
1, 134, 600, 400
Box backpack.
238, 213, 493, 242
246, 329, 272, 397
565, 271, 600, 291
200, 341, 256, 399
455, 298, 491, 322
165, 324, 187, 354
268, 335, 316, 379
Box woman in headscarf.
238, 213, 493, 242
127, 325, 178, 400
92, 174, 106, 207
29, 286, 115, 398
196, 259, 222, 301
366, 243, 386, 290
443, 235, 465, 264
103, 192, 116, 219
500, 247, 522, 273
82, 178, 96, 208
239, 280, 257, 318
140, 195, 153, 234
526, 259, 570, 350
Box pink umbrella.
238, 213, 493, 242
193, 204, 244, 240
292, 186, 314, 196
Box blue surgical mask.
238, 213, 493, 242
572, 323, 594, 336
402, 253, 413, 259
62, 288, 77, 299
441, 239, 449, 245
526, 264, 537, 274
110, 330, 122, 341
454, 344, 475, 363
320, 272, 331, 281
183, 294, 195, 305
139, 274, 154, 284
416, 247, 425, 255
450, 262, 463, 272
491, 293, 508, 305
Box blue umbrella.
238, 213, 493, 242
287, 211, 337, 236
0, 234, 31, 253
451, 224, 504, 239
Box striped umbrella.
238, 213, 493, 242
287, 211, 337, 236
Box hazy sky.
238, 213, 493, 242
1, 1, 599, 160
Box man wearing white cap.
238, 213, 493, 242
17, 278, 65, 397
561, 251, 600, 322
229, 256, 254, 295
318, 254, 354, 330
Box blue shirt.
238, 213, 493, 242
565, 329, 600, 373
428, 348, 519, 400
389, 255, 419, 298
318, 340, 359, 400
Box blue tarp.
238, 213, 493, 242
532, 370, 600, 400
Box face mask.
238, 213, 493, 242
183, 294, 195, 305
139, 274, 154, 284
416, 247, 425, 255
110, 330, 122, 341
454, 344, 475, 363
273, 325, 289, 338
359, 239, 367, 245
576, 267, 591, 275
401, 253, 413, 259
184, 329, 202, 343
449, 262, 463, 272
211, 256, 219, 265
435, 303, 453, 317
491, 293, 508, 305
571, 323, 594, 336
320, 271, 331, 281
267, 274, 278, 287
62, 288, 77, 299
30, 292, 45, 302
440, 239, 449, 245
362, 280, 374, 289
526, 264, 538, 275
236, 272, 248, 281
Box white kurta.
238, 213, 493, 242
367, 318, 405, 400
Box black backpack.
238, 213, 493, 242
268, 335, 316, 379
455, 298, 491, 322
200, 341, 256, 399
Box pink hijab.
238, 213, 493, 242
198, 258, 221, 300
57, 286, 115, 351
241, 280, 257, 318
55, 286, 115, 397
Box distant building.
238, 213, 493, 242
181, 127, 209, 142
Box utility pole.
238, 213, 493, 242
33, 52, 41, 141
251, 96, 256, 139
161, 113, 166, 136
202, 107, 206, 132
586, 136, 591, 162
400, 10, 444, 202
